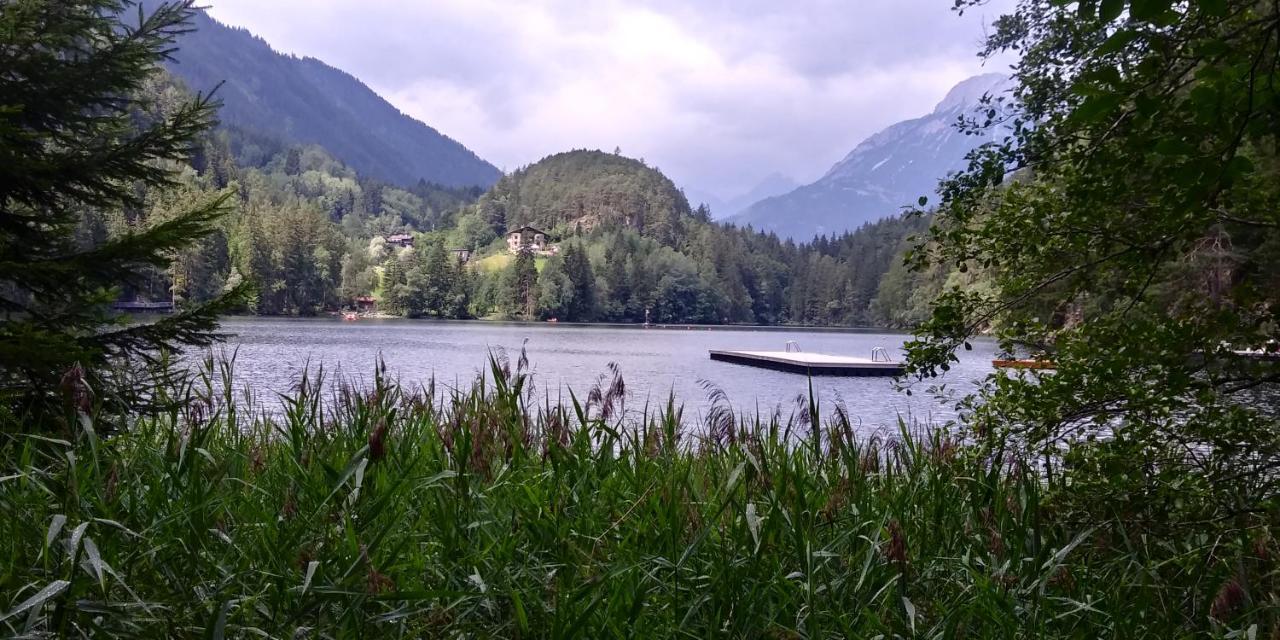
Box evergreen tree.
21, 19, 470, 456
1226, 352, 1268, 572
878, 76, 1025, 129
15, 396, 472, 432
444, 258, 472, 319
0, 0, 248, 415
602, 234, 632, 319
358, 177, 384, 217
283, 147, 302, 175
422, 241, 454, 316
505, 249, 539, 319
405, 239, 453, 317
536, 257, 573, 320
404, 244, 431, 317
561, 242, 597, 321
380, 256, 407, 315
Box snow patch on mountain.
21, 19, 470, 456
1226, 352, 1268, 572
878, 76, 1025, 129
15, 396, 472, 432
732, 73, 1012, 240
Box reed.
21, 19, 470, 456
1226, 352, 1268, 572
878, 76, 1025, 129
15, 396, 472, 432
0, 353, 1272, 637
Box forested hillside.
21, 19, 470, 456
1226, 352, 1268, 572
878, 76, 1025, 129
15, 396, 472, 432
99, 72, 481, 316
150, 3, 500, 188
121, 103, 931, 326
475, 150, 696, 246
449, 150, 934, 325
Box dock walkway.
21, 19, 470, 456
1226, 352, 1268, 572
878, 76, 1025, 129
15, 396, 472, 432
709, 349, 905, 377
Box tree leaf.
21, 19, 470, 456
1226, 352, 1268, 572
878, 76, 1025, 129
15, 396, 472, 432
1072, 93, 1123, 123
1098, 29, 1140, 54
1196, 0, 1227, 16
1154, 138, 1195, 156
1130, 0, 1171, 20
1100, 0, 1125, 21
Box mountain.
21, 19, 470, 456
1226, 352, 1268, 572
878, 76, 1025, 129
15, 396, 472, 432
732, 74, 1012, 240
158, 6, 501, 188
476, 150, 693, 246
686, 172, 801, 220
725, 172, 801, 217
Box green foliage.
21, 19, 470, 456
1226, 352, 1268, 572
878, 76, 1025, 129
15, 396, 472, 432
912, 0, 1280, 603
1, 357, 1275, 636
117, 71, 483, 318
460, 149, 934, 326
379, 255, 408, 316
503, 249, 540, 319
559, 242, 597, 321
401, 238, 469, 318
0, 0, 248, 414
477, 150, 690, 246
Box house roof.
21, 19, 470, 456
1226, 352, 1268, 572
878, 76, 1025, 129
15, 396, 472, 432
507, 225, 547, 236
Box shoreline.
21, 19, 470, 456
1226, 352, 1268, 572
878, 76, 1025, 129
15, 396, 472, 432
222, 313, 921, 335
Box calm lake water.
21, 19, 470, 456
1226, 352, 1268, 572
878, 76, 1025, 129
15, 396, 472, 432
207, 317, 999, 433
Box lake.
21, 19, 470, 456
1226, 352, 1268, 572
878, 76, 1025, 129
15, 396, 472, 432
208, 317, 999, 434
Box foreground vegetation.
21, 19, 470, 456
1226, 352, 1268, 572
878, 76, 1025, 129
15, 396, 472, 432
0, 357, 1275, 637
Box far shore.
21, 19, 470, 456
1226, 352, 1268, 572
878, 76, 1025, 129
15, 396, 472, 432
220, 313, 924, 335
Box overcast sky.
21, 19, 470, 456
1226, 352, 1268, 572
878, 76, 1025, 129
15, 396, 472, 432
204, 0, 1014, 200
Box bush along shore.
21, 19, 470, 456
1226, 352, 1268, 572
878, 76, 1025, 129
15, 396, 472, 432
0, 355, 1274, 638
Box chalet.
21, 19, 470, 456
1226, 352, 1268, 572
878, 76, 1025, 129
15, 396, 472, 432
384, 233, 414, 248
506, 226, 548, 253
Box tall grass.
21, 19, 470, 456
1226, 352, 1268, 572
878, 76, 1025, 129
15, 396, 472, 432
0, 353, 1273, 637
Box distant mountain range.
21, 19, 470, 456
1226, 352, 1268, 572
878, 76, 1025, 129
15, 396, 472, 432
686, 172, 801, 220
732, 73, 1012, 240
158, 5, 501, 188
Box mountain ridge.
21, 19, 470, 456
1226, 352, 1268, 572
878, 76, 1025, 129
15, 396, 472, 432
732, 73, 1011, 240
157, 6, 501, 188
687, 172, 801, 220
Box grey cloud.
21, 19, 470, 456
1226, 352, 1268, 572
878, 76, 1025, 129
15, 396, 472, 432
205, 0, 1014, 199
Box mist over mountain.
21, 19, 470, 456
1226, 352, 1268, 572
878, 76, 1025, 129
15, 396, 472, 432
686, 172, 801, 220
732, 73, 1012, 240
156, 5, 501, 188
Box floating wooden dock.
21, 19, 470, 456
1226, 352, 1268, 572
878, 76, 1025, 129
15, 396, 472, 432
709, 350, 905, 377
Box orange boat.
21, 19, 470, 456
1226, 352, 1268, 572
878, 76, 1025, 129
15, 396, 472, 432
992, 358, 1056, 370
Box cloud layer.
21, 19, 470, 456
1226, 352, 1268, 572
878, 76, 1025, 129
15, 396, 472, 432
204, 0, 1012, 201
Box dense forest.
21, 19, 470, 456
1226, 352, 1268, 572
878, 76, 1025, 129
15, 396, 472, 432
127, 84, 940, 327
